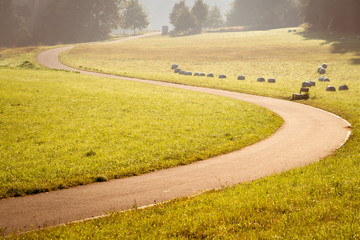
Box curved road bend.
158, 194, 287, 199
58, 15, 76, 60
0, 33, 351, 235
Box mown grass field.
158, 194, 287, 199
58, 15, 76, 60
7, 28, 358, 239
61, 28, 360, 102
0, 51, 282, 199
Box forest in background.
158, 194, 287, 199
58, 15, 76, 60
1, 0, 360, 47
0, 0, 147, 47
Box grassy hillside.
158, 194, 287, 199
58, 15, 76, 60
0, 53, 281, 199
61, 28, 360, 104
10, 28, 360, 239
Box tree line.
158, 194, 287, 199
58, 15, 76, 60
170, 0, 360, 36
0, 0, 148, 47
169, 0, 300, 35
226, 0, 301, 30
169, 0, 224, 35
2, 0, 360, 47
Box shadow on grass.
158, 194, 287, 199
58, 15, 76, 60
297, 31, 360, 65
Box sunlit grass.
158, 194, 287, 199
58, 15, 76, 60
61, 29, 360, 103
14, 28, 359, 239
0, 46, 44, 68
0, 67, 281, 198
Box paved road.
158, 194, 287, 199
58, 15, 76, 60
0, 33, 351, 235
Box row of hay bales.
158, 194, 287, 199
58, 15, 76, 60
171, 64, 276, 83
172, 64, 228, 79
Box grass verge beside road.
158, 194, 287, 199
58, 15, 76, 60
0, 66, 282, 199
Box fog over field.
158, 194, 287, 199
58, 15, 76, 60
140, 0, 232, 30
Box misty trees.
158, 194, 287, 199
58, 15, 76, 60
0, 0, 19, 46
0, 0, 30, 47
170, 0, 222, 35
298, 0, 360, 32
1, 0, 131, 47
226, 0, 301, 29
191, 0, 209, 32
40, 0, 125, 44
124, 0, 149, 35
206, 6, 225, 29
169, 1, 197, 35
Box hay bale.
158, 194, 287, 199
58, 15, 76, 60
207, 73, 214, 78
326, 86, 336, 92
293, 29, 297, 32
185, 71, 192, 76
309, 81, 316, 87
339, 84, 349, 91
302, 81, 312, 88
322, 63, 328, 68
238, 75, 245, 80
200, 73, 206, 76
324, 77, 330, 82
171, 64, 179, 69
219, 74, 227, 79
179, 70, 186, 75
174, 68, 181, 73
318, 67, 326, 74
288, 29, 292, 33
257, 77, 265, 82
194, 72, 200, 76
268, 78, 276, 83
318, 76, 325, 81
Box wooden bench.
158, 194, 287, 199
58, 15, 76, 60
292, 87, 310, 100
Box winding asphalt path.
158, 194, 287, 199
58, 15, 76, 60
0, 33, 351, 235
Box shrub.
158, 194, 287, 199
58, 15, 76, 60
17, 61, 36, 69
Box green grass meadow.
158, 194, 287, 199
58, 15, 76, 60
4, 28, 360, 238
0, 59, 281, 198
